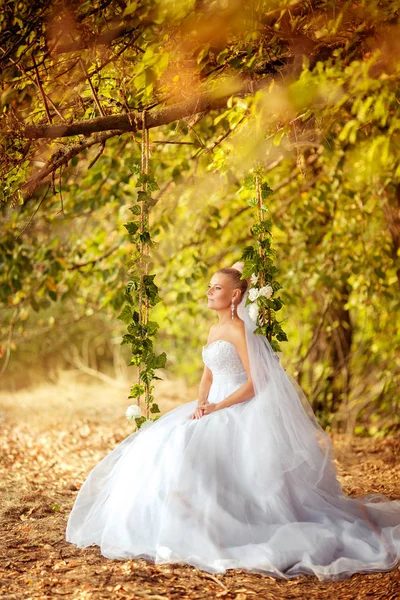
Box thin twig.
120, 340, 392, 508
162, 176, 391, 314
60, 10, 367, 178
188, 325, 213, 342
87, 141, 106, 169
0, 308, 20, 377
15, 183, 51, 238
151, 140, 196, 145
32, 54, 52, 124
58, 166, 64, 216
67, 244, 120, 270
206, 115, 246, 154
79, 58, 106, 117
199, 572, 228, 590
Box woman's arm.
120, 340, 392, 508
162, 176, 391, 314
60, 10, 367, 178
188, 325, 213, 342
197, 365, 213, 406
190, 365, 213, 420
215, 379, 254, 410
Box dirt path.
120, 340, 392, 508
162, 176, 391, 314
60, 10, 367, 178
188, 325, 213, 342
0, 374, 399, 599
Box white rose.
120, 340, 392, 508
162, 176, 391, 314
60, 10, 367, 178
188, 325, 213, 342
248, 287, 260, 301
125, 404, 141, 420
259, 284, 273, 299
250, 273, 259, 285
248, 302, 259, 323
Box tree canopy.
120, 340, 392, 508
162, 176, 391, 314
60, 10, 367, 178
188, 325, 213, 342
1, 0, 399, 434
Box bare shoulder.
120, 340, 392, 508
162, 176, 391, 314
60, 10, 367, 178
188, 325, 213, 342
205, 323, 217, 344
208, 323, 218, 337
230, 320, 247, 347
232, 319, 246, 338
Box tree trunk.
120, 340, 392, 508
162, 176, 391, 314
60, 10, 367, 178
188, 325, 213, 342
308, 283, 353, 428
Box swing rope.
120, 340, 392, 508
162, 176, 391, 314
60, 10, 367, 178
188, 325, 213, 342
138, 109, 151, 418
255, 173, 267, 329
255, 172, 275, 340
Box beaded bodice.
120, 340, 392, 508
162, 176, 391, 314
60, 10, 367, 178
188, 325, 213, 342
202, 340, 246, 377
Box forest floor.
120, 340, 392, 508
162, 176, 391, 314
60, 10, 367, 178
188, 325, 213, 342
0, 371, 399, 600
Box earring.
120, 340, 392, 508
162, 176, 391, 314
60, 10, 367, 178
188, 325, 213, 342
231, 299, 235, 320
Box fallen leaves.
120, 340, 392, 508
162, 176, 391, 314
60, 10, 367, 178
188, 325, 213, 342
0, 400, 399, 600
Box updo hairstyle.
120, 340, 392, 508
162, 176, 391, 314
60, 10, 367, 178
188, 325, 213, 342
215, 268, 249, 303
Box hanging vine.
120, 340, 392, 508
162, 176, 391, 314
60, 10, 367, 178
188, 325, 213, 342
240, 166, 288, 352
119, 111, 166, 429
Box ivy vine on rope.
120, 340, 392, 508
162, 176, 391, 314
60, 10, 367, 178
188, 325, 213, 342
118, 111, 166, 430
240, 167, 288, 353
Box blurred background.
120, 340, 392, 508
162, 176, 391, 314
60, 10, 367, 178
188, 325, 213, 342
1, 0, 399, 436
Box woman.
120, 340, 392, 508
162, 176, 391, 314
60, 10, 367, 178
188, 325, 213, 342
66, 264, 400, 581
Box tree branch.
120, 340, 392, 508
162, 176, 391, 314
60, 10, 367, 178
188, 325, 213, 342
20, 130, 124, 201
67, 244, 120, 270
24, 78, 271, 140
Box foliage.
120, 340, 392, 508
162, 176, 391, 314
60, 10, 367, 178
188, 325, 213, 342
1, 0, 400, 434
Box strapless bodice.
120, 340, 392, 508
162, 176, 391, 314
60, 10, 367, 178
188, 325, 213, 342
202, 340, 247, 383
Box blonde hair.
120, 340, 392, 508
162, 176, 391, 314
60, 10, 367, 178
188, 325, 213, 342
215, 267, 248, 302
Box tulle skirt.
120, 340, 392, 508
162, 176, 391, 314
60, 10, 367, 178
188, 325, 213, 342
66, 373, 400, 581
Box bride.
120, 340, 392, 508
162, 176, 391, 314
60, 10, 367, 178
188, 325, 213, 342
66, 263, 400, 581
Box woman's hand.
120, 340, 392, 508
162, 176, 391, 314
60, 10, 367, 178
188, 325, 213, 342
190, 404, 207, 419
190, 402, 219, 419
201, 403, 219, 415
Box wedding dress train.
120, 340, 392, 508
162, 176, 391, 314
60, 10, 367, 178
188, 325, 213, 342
66, 339, 400, 581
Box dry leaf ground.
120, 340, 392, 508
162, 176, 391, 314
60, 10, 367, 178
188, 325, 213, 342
0, 371, 399, 600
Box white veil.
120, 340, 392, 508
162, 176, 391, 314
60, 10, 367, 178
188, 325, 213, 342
236, 288, 341, 491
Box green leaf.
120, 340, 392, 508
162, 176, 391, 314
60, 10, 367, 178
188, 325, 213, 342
147, 320, 160, 335
242, 175, 255, 190
117, 304, 132, 324
124, 289, 134, 306
217, 49, 229, 64
140, 370, 154, 385
261, 183, 274, 199
121, 333, 136, 345
276, 330, 288, 342
137, 191, 152, 203
129, 383, 145, 398
151, 352, 167, 369
139, 231, 151, 244
129, 355, 142, 366
129, 205, 142, 215
197, 43, 210, 64
124, 222, 139, 236
273, 127, 287, 147
338, 119, 358, 143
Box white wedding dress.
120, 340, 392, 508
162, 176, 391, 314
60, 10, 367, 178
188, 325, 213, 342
66, 339, 400, 581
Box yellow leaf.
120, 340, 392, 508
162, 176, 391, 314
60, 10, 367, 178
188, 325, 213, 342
45, 277, 57, 292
